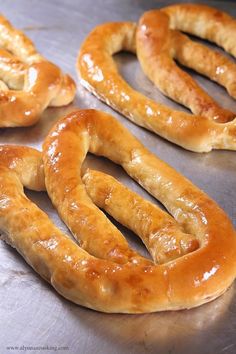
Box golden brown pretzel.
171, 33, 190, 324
0, 14, 76, 127
77, 5, 236, 152
1, 109, 236, 313
136, 8, 236, 122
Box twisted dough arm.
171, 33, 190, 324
0, 14, 76, 127
162, 4, 236, 58
82, 169, 198, 264
39, 109, 235, 312
136, 10, 236, 122
78, 22, 236, 152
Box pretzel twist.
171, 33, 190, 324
78, 4, 236, 152
0, 14, 76, 127
0, 109, 235, 313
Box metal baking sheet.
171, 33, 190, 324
1, 0, 236, 353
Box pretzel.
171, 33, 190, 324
0, 14, 76, 127
77, 4, 236, 152
1, 109, 235, 313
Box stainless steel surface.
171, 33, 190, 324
0, 1, 236, 353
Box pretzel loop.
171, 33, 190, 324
1, 110, 235, 313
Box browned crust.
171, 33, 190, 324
0, 109, 231, 313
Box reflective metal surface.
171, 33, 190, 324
0, 1, 236, 353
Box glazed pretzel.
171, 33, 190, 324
0, 14, 76, 127
78, 4, 236, 152
1, 109, 236, 313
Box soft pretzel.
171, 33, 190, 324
0, 14, 76, 127
77, 5, 236, 152
136, 8, 236, 122
1, 109, 235, 313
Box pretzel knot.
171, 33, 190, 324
0, 14, 76, 127
1, 109, 235, 313
78, 4, 236, 152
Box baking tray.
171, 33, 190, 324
0, 0, 236, 353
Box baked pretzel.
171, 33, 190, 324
77, 4, 236, 152
0, 14, 76, 127
1, 109, 236, 313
